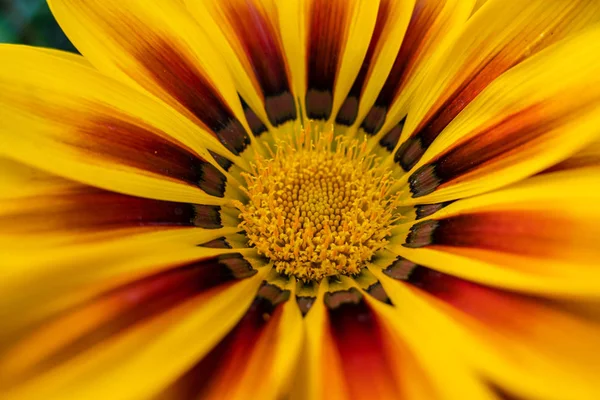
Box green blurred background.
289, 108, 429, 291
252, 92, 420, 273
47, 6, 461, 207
0, 0, 76, 51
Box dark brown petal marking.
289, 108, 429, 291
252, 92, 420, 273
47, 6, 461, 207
379, 117, 405, 152
214, 253, 257, 279
208, 150, 234, 172
324, 287, 363, 310
353, 268, 391, 304
366, 282, 391, 304
193, 205, 223, 229
404, 219, 439, 248
361, 0, 444, 134
201, 237, 232, 249
162, 297, 282, 398
264, 92, 298, 126
198, 162, 228, 198
296, 296, 316, 316
335, 0, 393, 126
306, 0, 350, 120
335, 95, 359, 126
409, 104, 551, 197
295, 280, 319, 316
414, 201, 452, 219
2, 187, 197, 234
16, 256, 242, 381
383, 256, 419, 280
223, 2, 296, 126
394, 136, 425, 171
408, 164, 441, 197
239, 96, 268, 137
134, 39, 250, 154
405, 265, 447, 291
256, 281, 291, 307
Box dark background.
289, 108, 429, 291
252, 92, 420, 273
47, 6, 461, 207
0, 0, 76, 51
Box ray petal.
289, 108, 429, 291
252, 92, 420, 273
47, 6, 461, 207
279, 0, 380, 123
360, 0, 475, 138
162, 281, 302, 400
0, 158, 243, 252
49, 0, 260, 156
0, 45, 246, 205
334, 0, 414, 128
0, 268, 267, 400
392, 0, 600, 172
388, 167, 600, 297
363, 281, 499, 400
185, 0, 297, 130
392, 26, 600, 204
377, 268, 600, 400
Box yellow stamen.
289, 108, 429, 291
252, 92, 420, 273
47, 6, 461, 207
236, 125, 401, 282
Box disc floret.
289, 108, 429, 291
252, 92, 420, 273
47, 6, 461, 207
236, 127, 400, 281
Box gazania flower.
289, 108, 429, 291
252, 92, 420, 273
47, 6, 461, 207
2, 0, 600, 398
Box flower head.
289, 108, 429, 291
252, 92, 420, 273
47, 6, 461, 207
2, 0, 600, 399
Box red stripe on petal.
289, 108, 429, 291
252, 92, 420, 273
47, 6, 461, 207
75, 112, 228, 196
306, 0, 351, 119
1, 187, 198, 235
409, 103, 549, 197
396, 3, 591, 170
428, 211, 598, 262
134, 39, 250, 154
329, 301, 401, 399
220, 1, 297, 127
408, 267, 535, 332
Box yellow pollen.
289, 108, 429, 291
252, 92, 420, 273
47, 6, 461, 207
235, 127, 401, 282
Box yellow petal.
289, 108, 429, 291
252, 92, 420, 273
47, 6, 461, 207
359, 0, 475, 138
1, 231, 248, 345
392, 0, 600, 173
0, 45, 244, 205
0, 158, 240, 250
364, 280, 499, 400
1, 271, 267, 400
334, 0, 415, 128
185, 0, 297, 130
175, 285, 302, 400
279, 0, 380, 123
389, 166, 600, 297
49, 0, 261, 156
393, 26, 600, 204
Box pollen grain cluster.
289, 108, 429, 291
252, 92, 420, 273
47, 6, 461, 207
236, 128, 400, 282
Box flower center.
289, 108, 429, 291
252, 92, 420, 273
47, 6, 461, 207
236, 127, 400, 282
